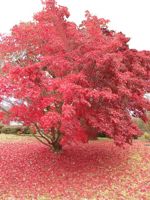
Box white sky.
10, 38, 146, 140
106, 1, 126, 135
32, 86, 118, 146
0, 0, 150, 50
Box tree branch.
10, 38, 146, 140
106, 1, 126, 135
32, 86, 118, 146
31, 133, 50, 147
34, 123, 52, 145
0, 105, 10, 114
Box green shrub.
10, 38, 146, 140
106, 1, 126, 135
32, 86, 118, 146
1, 126, 22, 134
22, 126, 31, 134
1, 125, 31, 135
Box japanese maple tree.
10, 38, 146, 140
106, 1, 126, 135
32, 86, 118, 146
0, 0, 150, 151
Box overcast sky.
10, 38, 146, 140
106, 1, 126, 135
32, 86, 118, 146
0, 0, 150, 50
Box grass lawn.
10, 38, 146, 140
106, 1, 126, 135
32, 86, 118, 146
0, 134, 150, 200
0, 134, 35, 143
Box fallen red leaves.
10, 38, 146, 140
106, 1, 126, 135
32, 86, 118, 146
0, 140, 150, 199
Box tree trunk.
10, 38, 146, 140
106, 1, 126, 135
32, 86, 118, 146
52, 141, 62, 152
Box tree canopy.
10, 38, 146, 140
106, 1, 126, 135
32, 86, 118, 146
0, 0, 150, 151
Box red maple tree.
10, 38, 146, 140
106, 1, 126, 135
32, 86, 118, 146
0, 0, 150, 151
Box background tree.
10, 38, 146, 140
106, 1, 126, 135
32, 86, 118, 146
0, 0, 150, 151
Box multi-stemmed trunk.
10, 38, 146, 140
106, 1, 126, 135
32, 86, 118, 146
32, 124, 63, 152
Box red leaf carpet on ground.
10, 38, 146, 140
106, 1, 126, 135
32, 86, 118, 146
0, 140, 149, 199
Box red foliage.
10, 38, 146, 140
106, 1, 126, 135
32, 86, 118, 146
0, 140, 149, 199
0, 0, 150, 148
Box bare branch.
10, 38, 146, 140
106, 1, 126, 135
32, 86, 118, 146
34, 123, 52, 145
31, 133, 50, 147
0, 105, 10, 114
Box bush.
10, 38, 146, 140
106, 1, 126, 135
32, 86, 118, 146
1, 126, 22, 134
1, 125, 31, 135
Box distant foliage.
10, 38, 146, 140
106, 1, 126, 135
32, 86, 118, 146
0, 125, 30, 135
132, 111, 150, 133
0, 0, 150, 151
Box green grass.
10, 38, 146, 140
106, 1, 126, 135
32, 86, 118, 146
0, 133, 35, 142
0, 133, 149, 143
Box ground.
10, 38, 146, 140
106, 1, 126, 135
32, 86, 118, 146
0, 134, 150, 200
